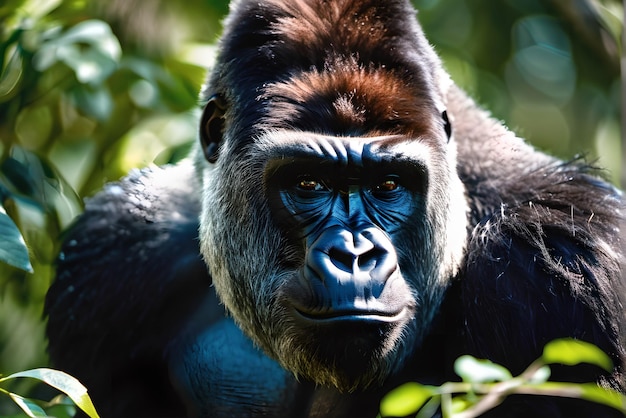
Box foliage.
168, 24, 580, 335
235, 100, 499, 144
0, 0, 222, 414
379, 339, 626, 417
0, 368, 99, 418
0, 205, 31, 273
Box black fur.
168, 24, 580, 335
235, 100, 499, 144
46, 0, 625, 417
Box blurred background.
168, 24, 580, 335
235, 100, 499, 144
0, 0, 623, 414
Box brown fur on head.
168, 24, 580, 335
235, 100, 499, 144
260, 56, 441, 138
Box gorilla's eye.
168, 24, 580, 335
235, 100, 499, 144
375, 176, 400, 193
297, 176, 326, 192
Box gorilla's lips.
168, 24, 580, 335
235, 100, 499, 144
294, 305, 408, 323
282, 270, 415, 328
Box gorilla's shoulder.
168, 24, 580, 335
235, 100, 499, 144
84, 161, 201, 225
45, 161, 212, 375
450, 84, 624, 242
458, 157, 626, 378
52, 161, 205, 282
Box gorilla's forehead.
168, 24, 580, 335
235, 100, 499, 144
256, 130, 439, 168
254, 54, 443, 138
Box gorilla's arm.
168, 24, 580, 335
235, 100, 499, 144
45, 162, 218, 416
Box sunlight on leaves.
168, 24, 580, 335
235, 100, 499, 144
542, 339, 613, 372
454, 355, 513, 383
379, 382, 435, 417
8, 392, 47, 417
1, 368, 100, 418
33, 20, 121, 85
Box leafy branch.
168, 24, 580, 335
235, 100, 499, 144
0, 368, 99, 418
380, 339, 626, 417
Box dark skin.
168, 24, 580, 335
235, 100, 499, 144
266, 136, 426, 315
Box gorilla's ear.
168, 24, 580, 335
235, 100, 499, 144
442, 110, 452, 142
200, 95, 227, 163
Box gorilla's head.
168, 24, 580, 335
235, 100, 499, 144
197, 0, 468, 392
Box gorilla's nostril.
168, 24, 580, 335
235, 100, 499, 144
356, 247, 384, 272
328, 247, 354, 272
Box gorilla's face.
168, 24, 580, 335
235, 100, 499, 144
199, 113, 468, 391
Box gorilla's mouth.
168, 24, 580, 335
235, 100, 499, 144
294, 306, 408, 324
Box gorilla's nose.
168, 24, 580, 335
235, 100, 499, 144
329, 228, 396, 280
305, 226, 399, 299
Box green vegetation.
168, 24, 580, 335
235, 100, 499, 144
0, 368, 99, 417
379, 339, 626, 417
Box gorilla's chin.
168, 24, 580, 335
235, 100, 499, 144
272, 310, 414, 393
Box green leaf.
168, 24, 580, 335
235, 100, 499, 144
531, 382, 626, 413
2, 368, 100, 418
33, 20, 121, 84
12, 0, 62, 23
2, 154, 38, 197
577, 383, 626, 412
450, 396, 473, 414
71, 85, 113, 121
15, 105, 53, 147
542, 339, 613, 372
380, 382, 435, 417
59, 20, 121, 62
57, 45, 117, 84
454, 355, 513, 383
0, 46, 23, 102
8, 392, 47, 417
0, 204, 33, 272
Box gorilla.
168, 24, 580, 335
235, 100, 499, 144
45, 0, 626, 417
